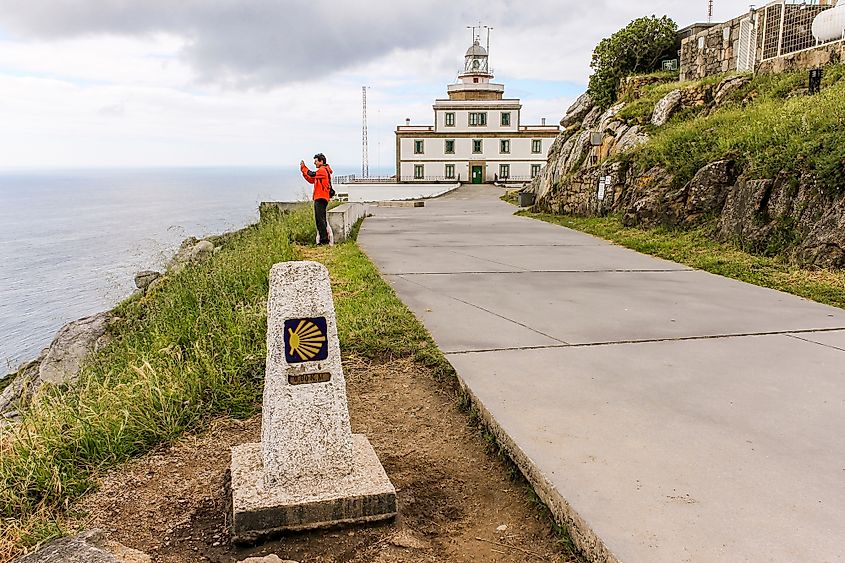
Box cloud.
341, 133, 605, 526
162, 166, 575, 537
0, 0, 758, 89
0, 0, 762, 167
0, 0, 464, 88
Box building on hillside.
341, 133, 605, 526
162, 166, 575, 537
679, 0, 842, 81
395, 34, 560, 184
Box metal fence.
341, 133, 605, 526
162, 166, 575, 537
760, 0, 841, 61
335, 175, 462, 184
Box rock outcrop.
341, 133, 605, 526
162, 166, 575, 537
713, 74, 753, 107
13, 529, 150, 563
560, 92, 593, 128
167, 237, 215, 274
529, 74, 844, 270
134, 270, 161, 293
1, 312, 113, 423
651, 90, 682, 126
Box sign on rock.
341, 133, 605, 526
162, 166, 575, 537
230, 261, 396, 543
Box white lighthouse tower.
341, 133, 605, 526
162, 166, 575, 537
395, 28, 560, 184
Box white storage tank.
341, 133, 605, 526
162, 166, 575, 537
812, 3, 845, 41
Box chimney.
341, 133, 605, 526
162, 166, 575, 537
405, 118, 411, 126
542, 117, 547, 126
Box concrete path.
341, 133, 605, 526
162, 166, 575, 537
358, 185, 845, 562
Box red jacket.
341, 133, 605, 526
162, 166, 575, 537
301, 163, 333, 201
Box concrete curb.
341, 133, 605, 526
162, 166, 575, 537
452, 371, 620, 563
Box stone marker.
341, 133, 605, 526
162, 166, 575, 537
230, 261, 396, 542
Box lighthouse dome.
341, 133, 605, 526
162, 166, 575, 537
465, 42, 488, 57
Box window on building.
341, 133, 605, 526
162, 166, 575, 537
414, 140, 424, 154
499, 164, 510, 179
445, 140, 455, 154
500, 140, 510, 154
469, 112, 487, 126
414, 164, 424, 179
445, 164, 455, 179
531, 164, 541, 178
472, 139, 482, 153
445, 112, 455, 127
501, 112, 511, 126
532, 139, 542, 153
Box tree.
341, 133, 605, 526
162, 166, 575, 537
588, 16, 679, 110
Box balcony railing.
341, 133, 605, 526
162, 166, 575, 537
335, 175, 462, 184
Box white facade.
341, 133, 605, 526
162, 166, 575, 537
396, 37, 559, 184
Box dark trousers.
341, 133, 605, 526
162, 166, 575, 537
314, 198, 329, 244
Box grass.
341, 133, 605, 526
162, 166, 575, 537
614, 65, 845, 193
0, 204, 458, 560
519, 211, 845, 309
617, 72, 727, 125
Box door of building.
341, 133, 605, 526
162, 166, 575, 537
737, 18, 757, 72
471, 166, 483, 184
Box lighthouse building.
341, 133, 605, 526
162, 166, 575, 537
396, 37, 560, 184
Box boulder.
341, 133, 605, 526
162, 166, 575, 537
651, 89, 683, 127
13, 529, 151, 563
133, 270, 161, 292
684, 160, 737, 221
167, 238, 215, 274
614, 126, 649, 154
38, 312, 112, 386
713, 75, 753, 107
0, 312, 112, 419
560, 92, 594, 128
238, 557, 299, 563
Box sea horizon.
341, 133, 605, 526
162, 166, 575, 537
0, 165, 437, 374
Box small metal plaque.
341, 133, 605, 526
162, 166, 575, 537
284, 317, 328, 364
288, 372, 332, 385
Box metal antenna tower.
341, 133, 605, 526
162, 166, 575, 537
708, 0, 714, 22
485, 25, 492, 67
362, 86, 369, 178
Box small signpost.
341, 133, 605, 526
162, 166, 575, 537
230, 261, 396, 542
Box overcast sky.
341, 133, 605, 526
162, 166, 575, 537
0, 0, 756, 169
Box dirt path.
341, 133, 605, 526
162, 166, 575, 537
74, 356, 575, 562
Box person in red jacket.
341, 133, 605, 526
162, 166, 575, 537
300, 153, 333, 245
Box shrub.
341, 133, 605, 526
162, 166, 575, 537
588, 15, 679, 110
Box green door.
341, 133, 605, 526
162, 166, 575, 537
471, 166, 482, 184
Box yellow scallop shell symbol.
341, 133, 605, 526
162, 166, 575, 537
287, 319, 326, 361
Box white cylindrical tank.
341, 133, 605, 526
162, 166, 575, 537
812, 4, 845, 42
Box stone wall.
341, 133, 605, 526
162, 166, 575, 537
680, 15, 746, 81
680, 2, 840, 81
757, 39, 845, 74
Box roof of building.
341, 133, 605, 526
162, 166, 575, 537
466, 41, 488, 57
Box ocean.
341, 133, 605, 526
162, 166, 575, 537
0, 167, 445, 374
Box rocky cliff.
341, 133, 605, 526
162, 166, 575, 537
528, 75, 845, 269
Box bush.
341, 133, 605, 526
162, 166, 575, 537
588, 15, 679, 110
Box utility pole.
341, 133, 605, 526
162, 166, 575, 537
708, 0, 714, 22
362, 86, 369, 178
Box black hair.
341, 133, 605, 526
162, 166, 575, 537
313, 153, 327, 164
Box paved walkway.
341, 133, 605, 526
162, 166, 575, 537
359, 185, 845, 562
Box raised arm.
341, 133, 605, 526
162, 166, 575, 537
300, 162, 316, 184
